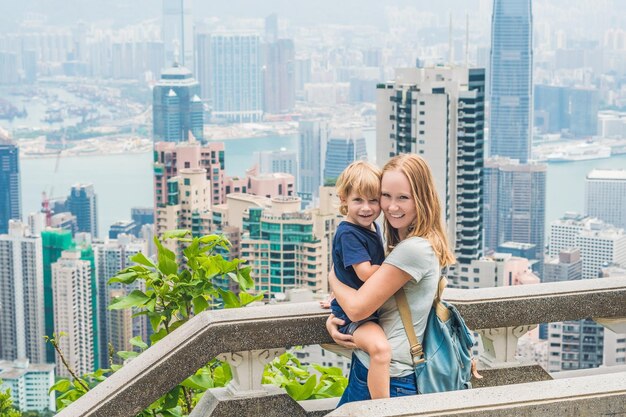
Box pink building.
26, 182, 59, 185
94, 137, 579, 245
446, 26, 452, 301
153, 140, 225, 210
224, 172, 295, 199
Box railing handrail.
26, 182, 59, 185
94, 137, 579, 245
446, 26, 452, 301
57, 277, 626, 417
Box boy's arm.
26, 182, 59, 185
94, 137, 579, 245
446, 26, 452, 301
352, 261, 381, 282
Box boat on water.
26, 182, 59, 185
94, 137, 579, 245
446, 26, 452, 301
546, 144, 612, 162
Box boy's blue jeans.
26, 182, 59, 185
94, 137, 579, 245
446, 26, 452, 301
336, 353, 418, 407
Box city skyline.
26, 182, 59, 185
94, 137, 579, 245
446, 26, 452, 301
0, 1, 625, 413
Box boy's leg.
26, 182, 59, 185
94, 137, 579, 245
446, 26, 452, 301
352, 321, 391, 399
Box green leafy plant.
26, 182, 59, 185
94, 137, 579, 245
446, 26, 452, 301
263, 351, 348, 401
48, 230, 347, 416
0, 379, 21, 417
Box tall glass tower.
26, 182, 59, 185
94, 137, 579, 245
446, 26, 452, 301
489, 0, 533, 163
0, 136, 21, 234
153, 63, 204, 143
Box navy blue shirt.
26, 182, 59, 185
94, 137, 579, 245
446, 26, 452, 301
330, 221, 385, 323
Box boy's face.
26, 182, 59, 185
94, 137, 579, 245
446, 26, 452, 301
343, 191, 381, 230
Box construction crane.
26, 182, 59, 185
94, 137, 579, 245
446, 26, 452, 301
41, 149, 63, 226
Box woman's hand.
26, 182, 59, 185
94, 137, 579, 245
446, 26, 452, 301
326, 314, 357, 349
471, 358, 483, 379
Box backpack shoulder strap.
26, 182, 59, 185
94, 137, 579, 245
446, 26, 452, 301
394, 289, 425, 365
434, 276, 451, 321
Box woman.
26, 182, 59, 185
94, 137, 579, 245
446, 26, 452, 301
327, 154, 456, 405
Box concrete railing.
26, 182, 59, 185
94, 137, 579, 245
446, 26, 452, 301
57, 277, 626, 417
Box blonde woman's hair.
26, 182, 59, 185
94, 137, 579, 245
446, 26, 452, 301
382, 154, 456, 267
335, 160, 382, 216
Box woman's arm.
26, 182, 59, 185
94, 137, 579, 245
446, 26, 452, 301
329, 263, 412, 322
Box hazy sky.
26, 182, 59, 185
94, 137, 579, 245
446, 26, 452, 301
0, 0, 624, 37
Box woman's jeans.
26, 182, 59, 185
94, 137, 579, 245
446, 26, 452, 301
336, 353, 417, 407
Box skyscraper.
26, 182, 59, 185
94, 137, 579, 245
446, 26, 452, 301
41, 228, 73, 363
0, 221, 45, 364
585, 169, 626, 229
323, 135, 367, 182
52, 250, 94, 377
376, 66, 485, 264
94, 236, 147, 367
205, 33, 263, 123
489, 0, 533, 162
483, 158, 546, 276
0, 133, 21, 234
298, 120, 329, 208
162, 0, 193, 70
255, 149, 298, 177
153, 64, 204, 143
67, 183, 98, 238
263, 39, 296, 114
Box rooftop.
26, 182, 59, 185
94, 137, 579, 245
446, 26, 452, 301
587, 169, 626, 180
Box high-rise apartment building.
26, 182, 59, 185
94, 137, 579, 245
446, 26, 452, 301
489, 0, 533, 162
263, 39, 296, 114
376, 66, 485, 264
549, 213, 626, 279
0, 221, 45, 363
93, 236, 147, 368
483, 157, 546, 276
154, 140, 225, 209
534, 85, 599, 138
255, 149, 298, 177
298, 120, 329, 208
205, 33, 263, 123
0, 359, 55, 412
240, 193, 340, 300
67, 183, 98, 238
41, 228, 73, 363
52, 250, 94, 377
162, 0, 193, 70
585, 169, 626, 229
153, 64, 204, 143
0, 134, 21, 234
323, 135, 367, 182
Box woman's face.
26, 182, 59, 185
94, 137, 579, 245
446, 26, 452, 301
381, 169, 417, 236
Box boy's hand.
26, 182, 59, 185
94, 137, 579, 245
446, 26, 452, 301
319, 292, 335, 309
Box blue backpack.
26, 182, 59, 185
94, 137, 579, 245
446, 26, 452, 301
395, 276, 475, 394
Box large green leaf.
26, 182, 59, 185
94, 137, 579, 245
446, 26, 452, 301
49, 379, 71, 394
108, 271, 138, 285
284, 375, 316, 401
130, 252, 156, 268
217, 288, 240, 308
192, 295, 209, 314
181, 373, 214, 390
162, 229, 190, 240
108, 290, 150, 310
239, 292, 264, 306
129, 336, 148, 351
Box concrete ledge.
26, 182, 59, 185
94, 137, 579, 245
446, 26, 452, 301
446, 277, 626, 329
327, 371, 626, 417
472, 362, 552, 388
57, 278, 626, 417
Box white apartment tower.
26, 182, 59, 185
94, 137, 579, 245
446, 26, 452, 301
52, 250, 94, 377
0, 221, 45, 363
376, 66, 485, 264
550, 213, 626, 279
93, 235, 147, 368
585, 169, 626, 229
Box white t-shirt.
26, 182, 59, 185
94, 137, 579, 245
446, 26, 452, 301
354, 236, 440, 377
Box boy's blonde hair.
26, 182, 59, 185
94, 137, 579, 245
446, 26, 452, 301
335, 160, 382, 216
382, 154, 456, 267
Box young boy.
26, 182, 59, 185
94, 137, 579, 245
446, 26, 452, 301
329, 160, 391, 399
